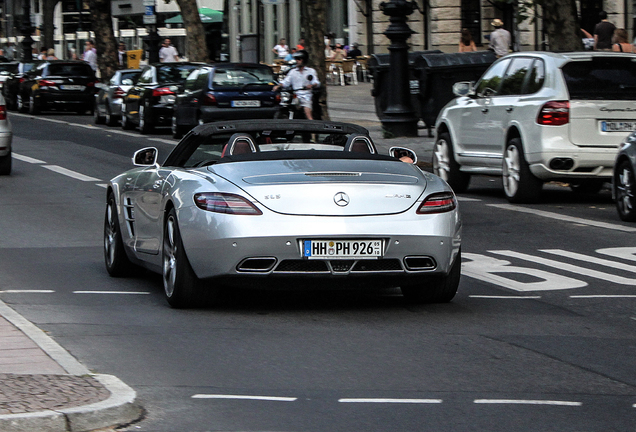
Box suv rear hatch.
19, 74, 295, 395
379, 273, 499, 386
563, 56, 636, 147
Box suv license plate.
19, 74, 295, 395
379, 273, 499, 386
600, 121, 636, 132
232, 100, 261, 107
303, 240, 383, 259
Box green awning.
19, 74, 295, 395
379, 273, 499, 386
164, 7, 223, 24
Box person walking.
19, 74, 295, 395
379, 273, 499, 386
118, 42, 128, 68
83, 40, 98, 71
594, 11, 616, 50
612, 28, 634, 53
489, 19, 511, 57
459, 28, 477, 52
159, 39, 179, 62
273, 50, 320, 120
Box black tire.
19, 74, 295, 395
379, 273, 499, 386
162, 209, 215, 308
432, 132, 470, 193
121, 107, 134, 130
105, 106, 118, 126
570, 179, 606, 194
28, 95, 40, 115
502, 137, 543, 203
274, 108, 292, 119
104, 193, 134, 276
16, 94, 27, 113
615, 160, 636, 222
94, 102, 105, 124
171, 114, 187, 139
0, 152, 11, 175
401, 249, 461, 304
76, 105, 88, 115
139, 104, 154, 134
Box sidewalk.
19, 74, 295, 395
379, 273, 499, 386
325, 81, 435, 169
0, 300, 142, 432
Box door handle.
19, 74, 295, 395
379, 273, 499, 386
506, 107, 514, 113
481, 108, 489, 113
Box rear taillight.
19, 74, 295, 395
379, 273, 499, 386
203, 92, 217, 105
114, 87, 126, 98
416, 192, 457, 214
194, 193, 262, 215
537, 101, 569, 126
0, 105, 6, 120
275, 94, 281, 103
18, 77, 25, 83
86, 81, 96, 87
38, 79, 56, 88
152, 87, 175, 97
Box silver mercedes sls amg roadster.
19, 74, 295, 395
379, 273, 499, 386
104, 120, 462, 307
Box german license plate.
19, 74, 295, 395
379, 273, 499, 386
232, 100, 260, 107
60, 85, 85, 91
600, 120, 636, 132
303, 240, 383, 259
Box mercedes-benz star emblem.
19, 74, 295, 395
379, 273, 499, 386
334, 192, 350, 207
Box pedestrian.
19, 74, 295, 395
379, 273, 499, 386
159, 38, 179, 62
612, 28, 634, 53
347, 43, 362, 59
330, 43, 346, 61
5, 42, 15, 61
296, 38, 305, 51
83, 40, 97, 71
37, 47, 47, 60
459, 28, 477, 52
272, 38, 289, 59
118, 42, 128, 68
594, 11, 615, 51
273, 50, 320, 120
489, 19, 511, 57
45, 48, 58, 60
284, 47, 297, 62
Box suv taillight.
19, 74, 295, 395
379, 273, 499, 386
152, 87, 175, 97
537, 101, 569, 126
38, 79, 57, 88
0, 105, 6, 120
203, 92, 217, 105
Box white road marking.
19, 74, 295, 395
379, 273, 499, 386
43, 165, 101, 182
0, 290, 54, 293
191, 394, 297, 402
96, 183, 108, 188
469, 295, 541, 299
488, 204, 636, 233
474, 399, 582, 406
73, 291, 150, 295
339, 398, 443, 404
12, 153, 45, 164
542, 249, 636, 274
456, 196, 481, 202
570, 295, 636, 299
147, 137, 177, 145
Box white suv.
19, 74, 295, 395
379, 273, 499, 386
434, 51, 636, 202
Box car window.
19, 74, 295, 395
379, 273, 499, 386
562, 57, 636, 100
522, 59, 545, 94
184, 69, 199, 91
138, 67, 154, 84
157, 64, 200, 84
195, 69, 210, 89
46, 63, 94, 77
212, 67, 275, 88
120, 71, 141, 85
474, 59, 510, 96
0, 63, 17, 75
499, 58, 533, 96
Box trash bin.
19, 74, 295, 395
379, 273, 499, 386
126, 50, 143, 69
369, 50, 442, 124
414, 50, 497, 132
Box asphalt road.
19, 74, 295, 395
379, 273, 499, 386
0, 111, 635, 432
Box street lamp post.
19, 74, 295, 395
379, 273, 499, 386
19, 3, 34, 62
379, 0, 418, 137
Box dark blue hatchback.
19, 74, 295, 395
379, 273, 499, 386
171, 63, 280, 138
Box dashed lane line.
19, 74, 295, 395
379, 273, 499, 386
72, 291, 150, 295
42, 165, 101, 182
569, 294, 636, 299
469, 295, 542, 299
0, 290, 54, 293
12, 153, 45, 164
191, 394, 297, 402
474, 399, 582, 406
339, 398, 443, 404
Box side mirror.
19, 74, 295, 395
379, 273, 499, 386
452, 81, 474, 97
133, 147, 158, 166
389, 146, 417, 164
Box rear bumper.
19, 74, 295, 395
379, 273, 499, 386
199, 106, 279, 124
0, 131, 11, 156
36, 91, 94, 106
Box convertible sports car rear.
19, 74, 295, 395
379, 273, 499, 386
104, 120, 462, 307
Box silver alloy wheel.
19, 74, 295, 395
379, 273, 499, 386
139, 105, 145, 130
617, 165, 634, 215
171, 115, 178, 135
104, 201, 117, 268
16, 95, 23, 110
502, 143, 521, 197
163, 215, 177, 298
29, 96, 36, 112
105, 106, 111, 124
433, 138, 451, 182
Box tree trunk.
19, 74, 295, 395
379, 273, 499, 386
301, 0, 329, 120
89, 0, 119, 82
540, 0, 583, 51
175, 0, 209, 62
42, 0, 59, 51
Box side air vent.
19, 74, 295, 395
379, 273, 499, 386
403, 256, 436, 271
236, 257, 277, 272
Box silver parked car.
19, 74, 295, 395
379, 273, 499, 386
0, 93, 13, 175
94, 69, 141, 126
613, 130, 636, 221
104, 120, 462, 307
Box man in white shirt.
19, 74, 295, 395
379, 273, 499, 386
489, 19, 511, 57
159, 39, 179, 62
83, 40, 98, 71
273, 50, 320, 120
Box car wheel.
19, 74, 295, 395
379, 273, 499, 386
17, 94, 27, 113
104, 193, 134, 276
28, 95, 40, 115
94, 102, 105, 124
121, 106, 134, 130
105, 106, 118, 126
502, 138, 543, 203
433, 132, 470, 193
0, 152, 11, 175
615, 160, 636, 222
401, 249, 461, 304
171, 114, 186, 139
162, 209, 213, 308
570, 179, 606, 194
139, 104, 154, 134
76, 105, 88, 115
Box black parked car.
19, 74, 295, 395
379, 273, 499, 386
171, 63, 279, 138
121, 62, 203, 134
3, 60, 45, 111
14, 61, 98, 114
